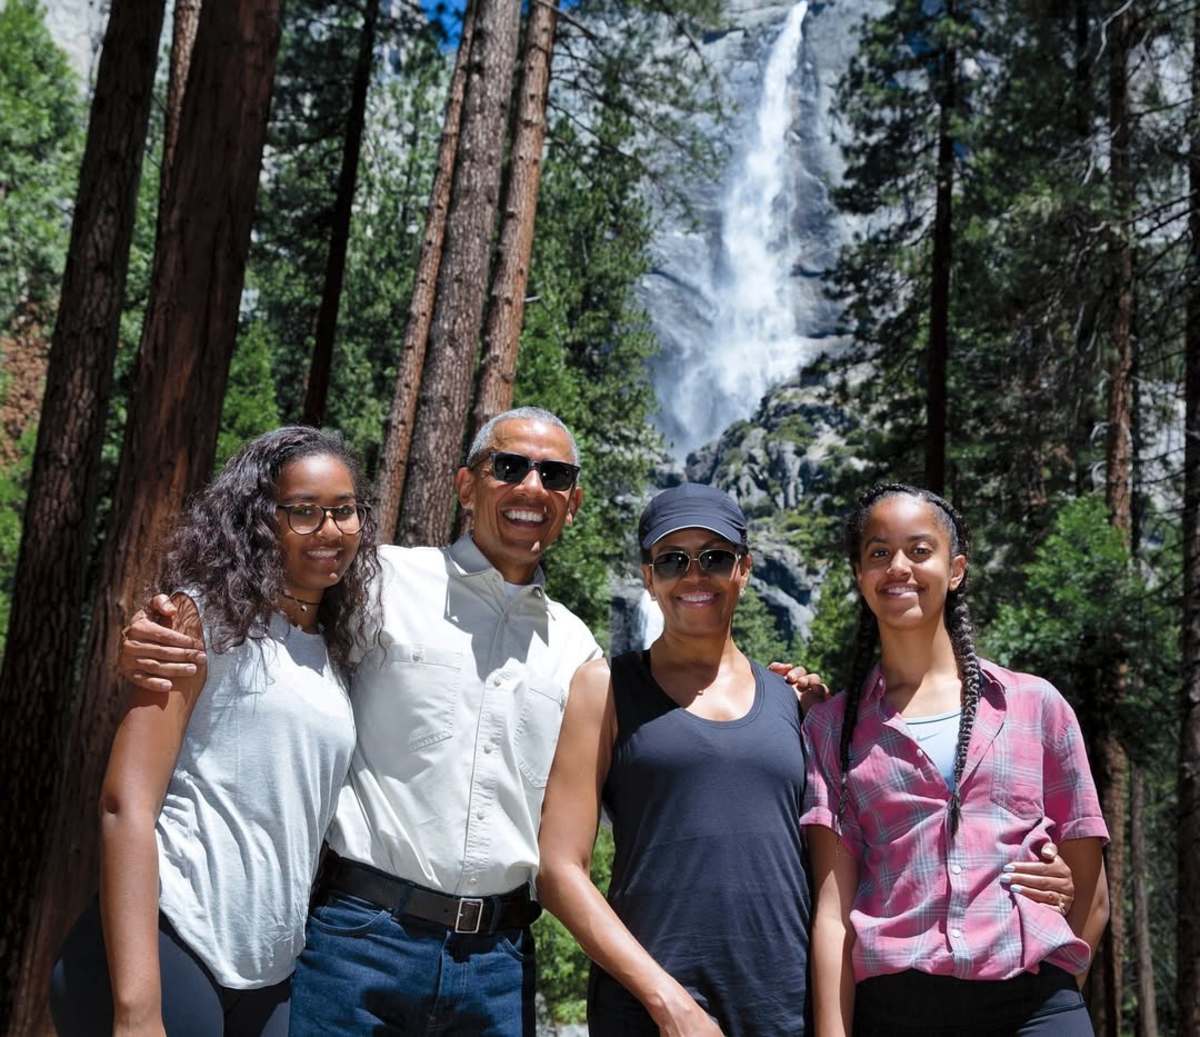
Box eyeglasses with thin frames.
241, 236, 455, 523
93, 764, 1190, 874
276, 503, 367, 536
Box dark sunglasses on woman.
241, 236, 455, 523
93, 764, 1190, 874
649, 547, 744, 581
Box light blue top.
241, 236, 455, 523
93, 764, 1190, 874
904, 708, 962, 790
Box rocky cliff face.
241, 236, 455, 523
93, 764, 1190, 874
41, 0, 109, 87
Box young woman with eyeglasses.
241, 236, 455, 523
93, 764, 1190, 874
50, 426, 379, 1037
802, 485, 1109, 1036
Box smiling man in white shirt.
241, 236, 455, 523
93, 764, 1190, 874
119, 407, 602, 1035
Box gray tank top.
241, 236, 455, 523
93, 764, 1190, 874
156, 604, 355, 988
587, 650, 812, 1036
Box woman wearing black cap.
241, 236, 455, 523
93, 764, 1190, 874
536, 483, 813, 1036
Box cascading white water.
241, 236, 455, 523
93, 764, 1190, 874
655, 1, 825, 458
634, 588, 664, 649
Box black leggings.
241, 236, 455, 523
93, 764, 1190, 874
854, 964, 1093, 1036
50, 899, 290, 1037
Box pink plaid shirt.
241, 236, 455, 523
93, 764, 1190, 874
800, 660, 1109, 982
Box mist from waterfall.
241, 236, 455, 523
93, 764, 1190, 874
655, 1, 825, 459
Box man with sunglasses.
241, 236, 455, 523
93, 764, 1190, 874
117, 407, 601, 1036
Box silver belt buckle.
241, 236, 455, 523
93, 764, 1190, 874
455, 897, 484, 934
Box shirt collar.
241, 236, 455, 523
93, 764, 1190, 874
446, 534, 548, 593
861, 658, 1009, 710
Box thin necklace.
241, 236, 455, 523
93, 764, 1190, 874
281, 590, 321, 614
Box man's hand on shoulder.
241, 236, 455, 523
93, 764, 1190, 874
768, 661, 830, 716
118, 593, 206, 694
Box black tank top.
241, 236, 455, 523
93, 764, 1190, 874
587, 650, 811, 1037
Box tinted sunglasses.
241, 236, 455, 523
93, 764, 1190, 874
649, 547, 745, 581
485, 451, 580, 492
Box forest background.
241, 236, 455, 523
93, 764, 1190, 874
0, 0, 1197, 1034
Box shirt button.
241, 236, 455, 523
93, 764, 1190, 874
476, 810, 485, 821
468, 876, 478, 886
483, 743, 492, 754
951, 928, 962, 939
951, 863, 962, 875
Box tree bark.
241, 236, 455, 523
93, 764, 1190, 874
1094, 8, 1134, 1034
1179, 4, 1200, 1030
301, 0, 380, 427
375, 0, 478, 542
25, 6, 282, 1031
469, 0, 558, 439
0, 2, 166, 1030
397, 0, 520, 546
160, 0, 203, 222
1130, 767, 1159, 1037
924, 3, 955, 497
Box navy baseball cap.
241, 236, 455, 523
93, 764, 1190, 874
638, 483, 748, 550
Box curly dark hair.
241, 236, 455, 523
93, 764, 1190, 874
837, 483, 980, 839
156, 426, 380, 674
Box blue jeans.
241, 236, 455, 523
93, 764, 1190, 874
289, 892, 536, 1036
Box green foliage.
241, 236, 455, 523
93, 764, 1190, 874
517, 113, 661, 642
0, 424, 36, 645
983, 494, 1177, 759
534, 824, 614, 1024
731, 582, 792, 665
216, 323, 283, 467
0, 0, 83, 322
800, 562, 857, 690
240, 7, 445, 468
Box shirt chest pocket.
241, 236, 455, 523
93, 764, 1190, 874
514, 682, 566, 789
383, 643, 464, 751
988, 735, 1045, 821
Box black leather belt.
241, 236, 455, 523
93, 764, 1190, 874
319, 853, 541, 935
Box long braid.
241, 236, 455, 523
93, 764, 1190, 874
845, 483, 981, 840
837, 602, 879, 826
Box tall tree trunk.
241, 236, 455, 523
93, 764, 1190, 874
301, 0, 380, 427
375, 0, 478, 541
924, 4, 955, 496
1130, 767, 1159, 1037
469, 0, 557, 438
160, 0, 203, 220
30, 5, 282, 1030
0, 2, 166, 1030
1095, 7, 1134, 1034
1179, 4, 1200, 1030
397, 0, 520, 545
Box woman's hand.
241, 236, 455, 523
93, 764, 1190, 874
767, 661, 831, 716
1000, 841, 1074, 915
650, 985, 726, 1037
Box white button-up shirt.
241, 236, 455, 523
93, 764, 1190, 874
326, 535, 602, 896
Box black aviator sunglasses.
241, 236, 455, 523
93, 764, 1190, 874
649, 547, 745, 581
482, 451, 580, 492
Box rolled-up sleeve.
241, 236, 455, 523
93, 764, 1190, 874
800, 699, 864, 859
1041, 687, 1109, 845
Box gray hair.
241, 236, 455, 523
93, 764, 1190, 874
464, 406, 580, 468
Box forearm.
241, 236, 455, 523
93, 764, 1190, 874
100, 807, 164, 1028
811, 912, 855, 1037
538, 861, 695, 1025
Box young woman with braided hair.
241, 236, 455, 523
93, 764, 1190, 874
802, 484, 1110, 1037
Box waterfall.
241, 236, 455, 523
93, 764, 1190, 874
634, 589, 663, 649
654, 1, 824, 458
